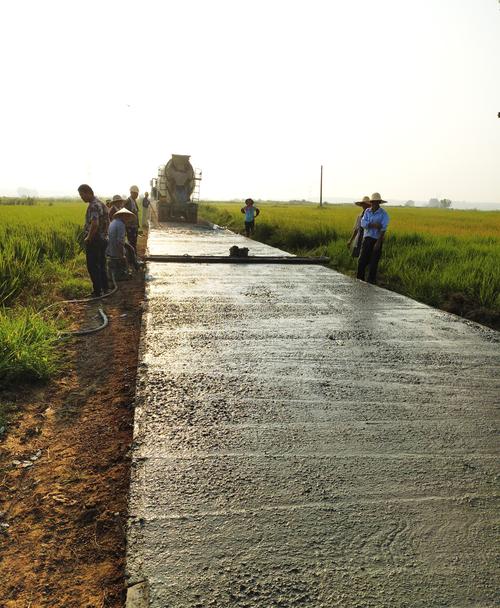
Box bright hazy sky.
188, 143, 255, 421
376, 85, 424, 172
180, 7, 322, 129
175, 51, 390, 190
1, 0, 499, 204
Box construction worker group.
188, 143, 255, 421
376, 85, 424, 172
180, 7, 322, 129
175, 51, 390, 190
77, 184, 149, 297
78, 185, 390, 297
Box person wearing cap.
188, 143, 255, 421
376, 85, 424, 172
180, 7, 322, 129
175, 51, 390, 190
141, 191, 151, 229
78, 184, 110, 297
357, 192, 390, 284
124, 185, 140, 252
106, 207, 135, 280
240, 198, 260, 237
347, 196, 371, 258
108, 194, 125, 221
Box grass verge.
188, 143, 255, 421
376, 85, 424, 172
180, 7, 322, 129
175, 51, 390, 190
0, 201, 88, 396
0, 309, 61, 389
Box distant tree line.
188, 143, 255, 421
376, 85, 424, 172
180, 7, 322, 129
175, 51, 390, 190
428, 198, 452, 208
404, 198, 452, 208
0, 196, 36, 206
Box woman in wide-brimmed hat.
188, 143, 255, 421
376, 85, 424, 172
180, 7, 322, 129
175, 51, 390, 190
106, 206, 136, 280
347, 196, 371, 258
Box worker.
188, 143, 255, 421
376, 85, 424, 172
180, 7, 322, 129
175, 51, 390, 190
357, 192, 390, 284
347, 196, 371, 258
124, 185, 140, 252
106, 207, 135, 281
78, 184, 110, 297
108, 194, 125, 221
241, 198, 260, 237
142, 191, 151, 229
124, 240, 141, 272
107, 194, 139, 270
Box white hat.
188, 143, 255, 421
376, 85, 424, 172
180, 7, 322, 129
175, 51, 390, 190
130, 185, 139, 193
114, 207, 135, 217
370, 192, 387, 203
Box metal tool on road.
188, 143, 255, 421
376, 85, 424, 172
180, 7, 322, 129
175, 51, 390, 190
145, 254, 330, 264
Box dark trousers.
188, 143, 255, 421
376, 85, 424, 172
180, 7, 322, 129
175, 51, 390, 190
357, 237, 383, 284
125, 242, 139, 270
86, 238, 109, 295
244, 220, 255, 236
107, 256, 129, 280
126, 227, 138, 253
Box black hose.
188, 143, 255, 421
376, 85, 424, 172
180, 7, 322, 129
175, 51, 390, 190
36, 274, 118, 338
62, 307, 109, 337
38, 273, 119, 315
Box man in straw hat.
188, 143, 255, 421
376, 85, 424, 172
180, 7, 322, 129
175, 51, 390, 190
124, 185, 140, 252
356, 192, 390, 284
106, 206, 135, 281
347, 196, 371, 258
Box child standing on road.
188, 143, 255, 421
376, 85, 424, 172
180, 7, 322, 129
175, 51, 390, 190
241, 198, 260, 237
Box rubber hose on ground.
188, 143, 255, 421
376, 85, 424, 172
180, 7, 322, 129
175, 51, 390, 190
38, 274, 118, 316
62, 307, 109, 337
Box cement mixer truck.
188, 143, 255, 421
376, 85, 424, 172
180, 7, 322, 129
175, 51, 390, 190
150, 154, 201, 223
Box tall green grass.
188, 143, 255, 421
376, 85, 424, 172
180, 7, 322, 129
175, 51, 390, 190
200, 202, 500, 321
0, 308, 60, 387
0, 204, 85, 305
0, 201, 87, 389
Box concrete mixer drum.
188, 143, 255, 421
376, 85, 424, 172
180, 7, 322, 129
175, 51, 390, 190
151, 154, 201, 223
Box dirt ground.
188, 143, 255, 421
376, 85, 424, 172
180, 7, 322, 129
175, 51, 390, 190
0, 237, 146, 608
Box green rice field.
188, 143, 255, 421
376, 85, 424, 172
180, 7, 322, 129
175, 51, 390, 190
0, 202, 86, 306
199, 202, 500, 328
0, 200, 87, 387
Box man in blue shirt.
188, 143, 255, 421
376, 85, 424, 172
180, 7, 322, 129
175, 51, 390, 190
357, 192, 390, 284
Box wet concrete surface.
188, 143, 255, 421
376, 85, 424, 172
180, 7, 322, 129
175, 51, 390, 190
127, 223, 500, 607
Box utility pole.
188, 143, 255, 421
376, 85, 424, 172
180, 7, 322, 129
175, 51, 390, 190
320, 165, 323, 207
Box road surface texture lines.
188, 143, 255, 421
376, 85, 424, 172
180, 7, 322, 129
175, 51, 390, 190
126, 223, 499, 608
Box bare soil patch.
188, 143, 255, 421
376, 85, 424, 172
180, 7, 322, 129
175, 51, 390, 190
0, 238, 146, 608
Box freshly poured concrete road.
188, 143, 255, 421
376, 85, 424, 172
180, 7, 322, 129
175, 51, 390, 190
127, 224, 500, 607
